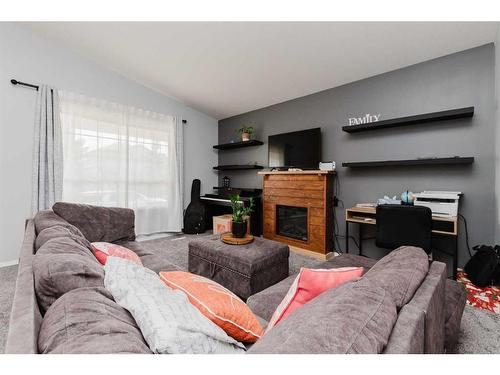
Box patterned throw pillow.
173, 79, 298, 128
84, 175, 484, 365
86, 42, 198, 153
266, 267, 364, 332
91, 242, 142, 266
160, 271, 264, 343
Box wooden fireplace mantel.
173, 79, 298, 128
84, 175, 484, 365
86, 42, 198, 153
260, 170, 335, 260
258, 169, 335, 175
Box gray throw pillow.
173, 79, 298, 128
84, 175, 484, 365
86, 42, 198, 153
33, 253, 104, 313
33, 210, 76, 235
35, 225, 91, 252
38, 287, 152, 354
53, 202, 135, 243
248, 281, 398, 354
360, 246, 429, 308
36, 236, 95, 259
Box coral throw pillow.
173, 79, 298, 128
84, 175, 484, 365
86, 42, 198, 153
159, 271, 264, 343
91, 242, 142, 266
266, 267, 364, 332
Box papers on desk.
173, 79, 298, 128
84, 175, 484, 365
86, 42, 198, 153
355, 203, 376, 208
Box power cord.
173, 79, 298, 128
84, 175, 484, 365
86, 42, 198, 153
458, 213, 473, 258
331, 173, 362, 253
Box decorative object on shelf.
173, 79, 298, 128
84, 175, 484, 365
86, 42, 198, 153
229, 194, 254, 238
401, 191, 415, 206
236, 126, 254, 142
319, 161, 336, 171
221, 232, 255, 245
342, 106, 474, 133
347, 113, 381, 126
342, 156, 474, 168
377, 195, 401, 205
222, 176, 231, 188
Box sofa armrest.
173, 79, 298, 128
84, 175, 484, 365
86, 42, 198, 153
407, 261, 447, 353
5, 220, 42, 354
383, 304, 425, 353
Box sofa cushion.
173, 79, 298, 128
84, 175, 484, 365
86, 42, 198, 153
35, 225, 91, 252
317, 253, 378, 270
248, 281, 398, 354
33, 253, 104, 313
160, 271, 264, 343
266, 267, 363, 331
247, 254, 374, 322
33, 210, 76, 234
53, 202, 135, 243
104, 257, 245, 354
246, 275, 295, 322
36, 236, 95, 259
360, 246, 429, 308
38, 287, 152, 354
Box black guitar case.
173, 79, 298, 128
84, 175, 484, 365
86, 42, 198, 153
183, 179, 206, 234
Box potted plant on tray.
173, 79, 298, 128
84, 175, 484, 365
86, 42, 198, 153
236, 126, 254, 141
229, 195, 255, 238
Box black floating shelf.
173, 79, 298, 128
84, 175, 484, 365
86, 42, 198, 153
342, 106, 474, 133
342, 157, 474, 168
213, 164, 264, 171
213, 139, 264, 150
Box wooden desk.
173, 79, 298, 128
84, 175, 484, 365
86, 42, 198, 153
345, 206, 459, 278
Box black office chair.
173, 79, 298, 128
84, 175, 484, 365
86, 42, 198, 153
375, 204, 433, 254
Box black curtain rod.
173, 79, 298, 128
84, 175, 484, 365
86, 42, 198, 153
10, 79, 39, 91
10, 78, 187, 124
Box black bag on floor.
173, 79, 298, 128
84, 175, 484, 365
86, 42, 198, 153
464, 245, 500, 287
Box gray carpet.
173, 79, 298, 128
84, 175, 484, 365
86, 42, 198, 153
452, 305, 500, 353
1, 234, 499, 354
137, 233, 324, 274
0, 264, 18, 354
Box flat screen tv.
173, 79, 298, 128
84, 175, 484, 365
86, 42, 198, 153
268, 127, 321, 169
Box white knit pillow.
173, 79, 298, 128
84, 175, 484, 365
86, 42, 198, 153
104, 257, 245, 354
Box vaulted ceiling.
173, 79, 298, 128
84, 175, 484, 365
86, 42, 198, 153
24, 22, 498, 119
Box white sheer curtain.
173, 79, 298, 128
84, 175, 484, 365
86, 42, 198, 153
59, 91, 183, 234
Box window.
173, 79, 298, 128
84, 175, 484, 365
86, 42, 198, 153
59, 91, 183, 235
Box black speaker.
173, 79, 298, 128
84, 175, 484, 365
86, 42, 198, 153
183, 179, 206, 234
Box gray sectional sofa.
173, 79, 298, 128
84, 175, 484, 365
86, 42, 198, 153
6, 203, 466, 354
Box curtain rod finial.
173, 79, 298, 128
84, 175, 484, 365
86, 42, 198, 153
10, 79, 18, 85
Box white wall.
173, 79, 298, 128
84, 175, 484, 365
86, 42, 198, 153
0, 23, 218, 264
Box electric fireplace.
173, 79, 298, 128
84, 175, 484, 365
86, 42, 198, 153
276, 205, 308, 241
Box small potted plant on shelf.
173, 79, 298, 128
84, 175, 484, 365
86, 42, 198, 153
229, 195, 254, 238
236, 126, 254, 142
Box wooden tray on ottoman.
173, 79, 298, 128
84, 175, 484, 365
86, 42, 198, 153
221, 233, 254, 245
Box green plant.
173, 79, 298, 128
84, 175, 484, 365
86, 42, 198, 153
236, 126, 254, 135
229, 195, 254, 223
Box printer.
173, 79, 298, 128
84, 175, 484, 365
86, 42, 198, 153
413, 191, 462, 217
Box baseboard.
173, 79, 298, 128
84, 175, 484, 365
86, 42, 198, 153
288, 245, 336, 261
0, 259, 19, 268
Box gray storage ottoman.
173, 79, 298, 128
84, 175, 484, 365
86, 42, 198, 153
188, 236, 290, 300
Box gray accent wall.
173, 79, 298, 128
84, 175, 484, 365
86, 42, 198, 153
218, 44, 495, 267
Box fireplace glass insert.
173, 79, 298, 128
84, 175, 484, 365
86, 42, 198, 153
276, 205, 308, 241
